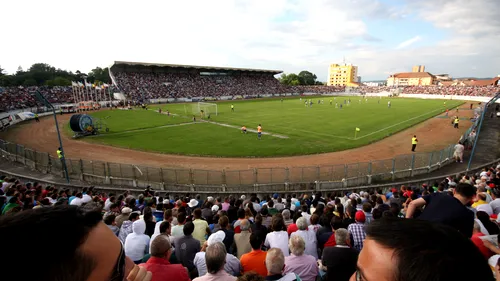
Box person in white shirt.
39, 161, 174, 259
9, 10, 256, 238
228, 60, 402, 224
171, 212, 186, 238
265, 216, 290, 257
193, 231, 241, 276
124, 219, 150, 263
150, 221, 174, 252
69, 193, 84, 206
300, 205, 311, 226
290, 217, 318, 259
453, 142, 465, 163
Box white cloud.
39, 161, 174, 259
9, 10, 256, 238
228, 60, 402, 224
395, 36, 422, 49
0, 0, 498, 81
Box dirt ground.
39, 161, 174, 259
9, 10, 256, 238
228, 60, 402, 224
0, 105, 474, 170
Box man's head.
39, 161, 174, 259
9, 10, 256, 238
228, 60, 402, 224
237, 208, 246, 219
296, 217, 307, 231
353, 218, 493, 281
334, 228, 350, 246
453, 183, 476, 201
159, 221, 171, 235
289, 235, 305, 256
150, 235, 172, 260
129, 213, 140, 221
205, 242, 226, 274
249, 233, 264, 250
240, 219, 250, 231
265, 248, 285, 276
219, 215, 229, 229
193, 208, 202, 219
0, 205, 135, 281
177, 212, 186, 224
183, 221, 195, 236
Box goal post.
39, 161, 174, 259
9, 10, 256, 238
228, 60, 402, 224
197, 102, 218, 116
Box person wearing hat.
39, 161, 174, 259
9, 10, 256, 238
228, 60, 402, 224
193, 231, 241, 277
116, 207, 133, 228
347, 211, 367, 251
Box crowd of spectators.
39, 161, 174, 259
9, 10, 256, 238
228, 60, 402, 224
0, 75, 498, 113
114, 72, 345, 101
1, 162, 500, 281
402, 85, 499, 97
0, 86, 74, 112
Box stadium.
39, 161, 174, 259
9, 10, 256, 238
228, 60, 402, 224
1, 60, 500, 281
0, 60, 499, 194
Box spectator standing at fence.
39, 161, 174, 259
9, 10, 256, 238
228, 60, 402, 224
453, 141, 465, 163
406, 183, 475, 237
411, 135, 418, 152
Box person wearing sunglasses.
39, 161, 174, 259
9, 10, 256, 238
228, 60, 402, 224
0, 205, 152, 281
350, 218, 494, 281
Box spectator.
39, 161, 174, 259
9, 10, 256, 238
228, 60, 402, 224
193, 242, 237, 281
192, 208, 210, 246
150, 221, 172, 252
0, 205, 152, 281
265, 248, 301, 281
347, 211, 367, 251
265, 215, 290, 256
194, 231, 241, 277
140, 235, 190, 281
320, 228, 358, 281
490, 189, 500, 215
362, 202, 373, 225
282, 209, 293, 227
104, 214, 119, 236
240, 233, 268, 277
119, 212, 140, 244
237, 272, 265, 281
406, 183, 476, 237
218, 215, 235, 253
233, 218, 252, 258
70, 192, 84, 206
172, 212, 187, 238
175, 221, 201, 279
355, 218, 494, 281
471, 221, 494, 259
125, 219, 151, 264
284, 235, 318, 281
290, 217, 318, 259
116, 206, 133, 228
251, 214, 268, 240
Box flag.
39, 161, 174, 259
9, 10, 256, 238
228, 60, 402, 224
78, 82, 84, 87
356, 127, 360, 132
71, 81, 77, 87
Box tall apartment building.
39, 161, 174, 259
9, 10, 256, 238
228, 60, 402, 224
327, 64, 359, 86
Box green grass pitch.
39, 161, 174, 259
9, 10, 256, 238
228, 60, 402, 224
79, 97, 463, 157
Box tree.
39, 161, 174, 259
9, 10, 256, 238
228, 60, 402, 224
298, 71, 317, 85
88, 67, 110, 84
0, 65, 4, 76
279, 73, 301, 86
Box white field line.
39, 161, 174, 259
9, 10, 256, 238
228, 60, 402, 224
90, 122, 197, 137
200, 120, 289, 139
353, 107, 445, 140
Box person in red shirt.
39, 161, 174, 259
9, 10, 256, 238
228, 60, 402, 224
240, 233, 268, 277
140, 235, 191, 281
471, 221, 494, 259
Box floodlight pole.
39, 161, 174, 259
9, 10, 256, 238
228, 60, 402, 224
35, 91, 70, 183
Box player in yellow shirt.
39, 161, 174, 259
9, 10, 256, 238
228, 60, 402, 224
257, 124, 262, 140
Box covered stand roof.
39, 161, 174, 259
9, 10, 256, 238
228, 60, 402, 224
111, 61, 283, 75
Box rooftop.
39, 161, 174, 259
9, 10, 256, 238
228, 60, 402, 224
389, 72, 435, 79
111, 61, 283, 75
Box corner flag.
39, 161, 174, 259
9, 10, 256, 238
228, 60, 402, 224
356, 127, 360, 132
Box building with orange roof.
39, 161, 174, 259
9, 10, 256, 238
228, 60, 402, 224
387, 72, 436, 86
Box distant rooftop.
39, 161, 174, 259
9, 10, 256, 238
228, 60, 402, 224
111, 61, 283, 75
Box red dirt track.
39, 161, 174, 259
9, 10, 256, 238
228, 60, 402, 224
1, 105, 473, 170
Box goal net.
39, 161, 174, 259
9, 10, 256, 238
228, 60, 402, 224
193, 102, 218, 117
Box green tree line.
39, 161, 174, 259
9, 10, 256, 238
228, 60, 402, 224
278, 70, 324, 86
0, 63, 110, 87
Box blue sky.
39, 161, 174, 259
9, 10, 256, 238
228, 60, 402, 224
0, 0, 499, 81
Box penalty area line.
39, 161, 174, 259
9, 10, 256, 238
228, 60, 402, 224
199, 120, 289, 139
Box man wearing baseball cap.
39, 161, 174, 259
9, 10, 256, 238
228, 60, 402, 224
347, 211, 367, 251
